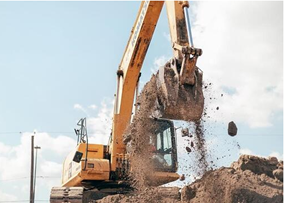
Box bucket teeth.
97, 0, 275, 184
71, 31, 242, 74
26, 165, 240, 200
180, 56, 197, 85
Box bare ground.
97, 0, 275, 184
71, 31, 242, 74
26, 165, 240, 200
97, 155, 283, 203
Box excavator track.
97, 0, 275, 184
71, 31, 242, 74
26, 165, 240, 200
50, 186, 180, 203
50, 186, 133, 203
50, 187, 84, 203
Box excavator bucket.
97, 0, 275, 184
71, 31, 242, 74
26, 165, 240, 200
155, 57, 204, 121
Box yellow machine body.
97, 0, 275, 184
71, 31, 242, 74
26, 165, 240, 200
61, 143, 110, 187
61, 143, 180, 187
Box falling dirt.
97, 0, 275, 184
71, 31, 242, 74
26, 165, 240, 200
123, 74, 161, 190
123, 63, 205, 190
193, 120, 209, 175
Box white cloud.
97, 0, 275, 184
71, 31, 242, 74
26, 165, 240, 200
74, 103, 83, 110
40, 160, 62, 175
0, 131, 75, 201
163, 32, 171, 42
151, 55, 170, 73
35, 132, 77, 155
74, 103, 89, 115
0, 142, 12, 154
73, 101, 114, 145
0, 190, 17, 201
192, 1, 283, 128
73, 100, 115, 144
239, 148, 254, 156
89, 104, 97, 110
87, 99, 114, 145
0, 132, 75, 180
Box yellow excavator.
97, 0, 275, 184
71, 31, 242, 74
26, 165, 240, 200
50, 1, 203, 202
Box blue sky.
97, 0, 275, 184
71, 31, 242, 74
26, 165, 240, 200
0, 1, 282, 202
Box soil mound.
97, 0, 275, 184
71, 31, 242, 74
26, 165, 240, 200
181, 155, 283, 203
96, 155, 283, 203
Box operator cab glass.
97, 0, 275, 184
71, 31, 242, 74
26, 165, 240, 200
150, 119, 177, 172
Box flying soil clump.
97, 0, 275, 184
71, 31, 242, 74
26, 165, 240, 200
228, 121, 238, 136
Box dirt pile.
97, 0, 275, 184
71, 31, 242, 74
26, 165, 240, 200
96, 155, 283, 203
96, 187, 180, 203
181, 155, 283, 203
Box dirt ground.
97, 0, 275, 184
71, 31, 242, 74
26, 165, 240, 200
97, 155, 283, 203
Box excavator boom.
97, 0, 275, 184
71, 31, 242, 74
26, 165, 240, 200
111, 1, 164, 172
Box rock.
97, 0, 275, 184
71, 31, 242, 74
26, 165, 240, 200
231, 155, 277, 178
273, 169, 283, 182
181, 186, 196, 201
181, 128, 189, 137
278, 161, 283, 169
180, 174, 185, 181
232, 174, 240, 181
268, 156, 279, 165
186, 147, 192, 153
260, 174, 267, 182
228, 121, 237, 136
228, 168, 236, 174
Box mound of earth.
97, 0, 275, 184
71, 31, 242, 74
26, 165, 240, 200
95, 155, 283, 203
181, 155, 283, 203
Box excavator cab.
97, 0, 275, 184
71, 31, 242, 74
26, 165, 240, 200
151, 119, 177, 173
139, 118, 180, 186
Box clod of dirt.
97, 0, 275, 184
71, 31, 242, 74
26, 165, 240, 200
273, 169, 283, 182
179, 174, 185, 181
231, 155, 283, 182
181, 128, 189, 137
181, 186, 196, 201
186, 147, 192, 153
228, 121, 238, 136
